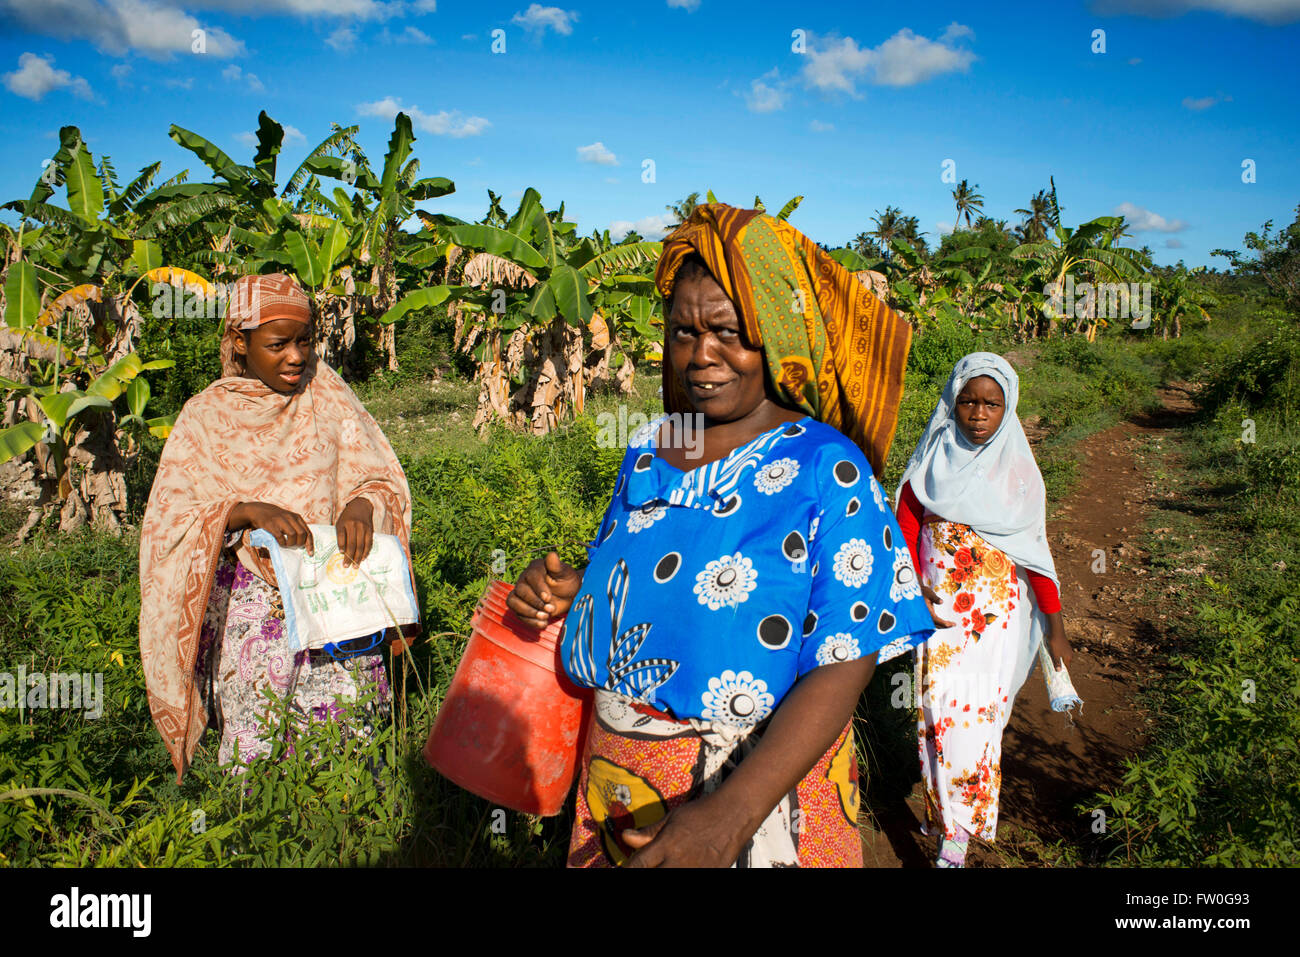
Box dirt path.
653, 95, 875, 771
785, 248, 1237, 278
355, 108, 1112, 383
861, 385, 1198, 867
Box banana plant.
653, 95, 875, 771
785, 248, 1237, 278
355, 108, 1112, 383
1012, 214, 1149, 336
385, 189, 660, 344
303, 112, 456, 369
0, 352, 175, 488
2, 127, 220, 369
381, 187, 660, 430
1152, 266, 1217, 339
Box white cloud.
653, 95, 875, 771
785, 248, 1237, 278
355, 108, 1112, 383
359, 94, 403, 115
609, 213, 676, 241
222, 63, 264, 91
801, 25, 975, 95
1114, 202, 1188, 232
1165, 238, 1185, 248
326, 25, 356, 51
0, 1, 246, 59
746, 68, 788, 112
3, 51, 94, 100
1128, 57, 1143, 64
802, 36, 872, 94
378, 24, 433, 42
667, 0, 701, 10
357, 96, 491, 137
871, 28, 977, 86
604, 176, 618, 183
577, 141, 617, 165
1182, 92, 1231, 110
936, 221, 954, 236
235, 131, 258, 147
1090, 0, 1300, 25
465, 156, 482, 166
412, 0, 437, 10
141, 1, 411, 18
110, 62, 132, 84
511, 4, 577, 35
809, 119, 834, 132
164, 76, 194, 88
940, 21, 975, 42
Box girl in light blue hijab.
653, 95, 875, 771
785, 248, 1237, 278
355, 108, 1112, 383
895, 352, 1078, 867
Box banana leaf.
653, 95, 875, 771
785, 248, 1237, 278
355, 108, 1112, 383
379, 285, 469, 325
0, 422, 43, 464
522, 282, 557, 322
446, 225, 547, 270
284, 231, 323, 288
131, 240, 163, 274
4, 261, 40, 329
65, 140, 104, 224
548, 265, 593, 325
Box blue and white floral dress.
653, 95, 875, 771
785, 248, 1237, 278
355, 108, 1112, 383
559, 415, 934, 724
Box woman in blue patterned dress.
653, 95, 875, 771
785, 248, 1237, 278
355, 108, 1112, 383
509, 204, 934, 867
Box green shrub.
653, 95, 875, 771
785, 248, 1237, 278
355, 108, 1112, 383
907, 316, 991, 380
1200, 319, 1300, 418
1093, 583, 1300, 866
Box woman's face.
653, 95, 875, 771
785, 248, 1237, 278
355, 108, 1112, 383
668, 271, 768, 423
234, 318, 314, 393
954, 374, 1006, 445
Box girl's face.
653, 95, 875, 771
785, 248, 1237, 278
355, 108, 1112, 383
668, 271, 768, 423
233, 318, 313, 393
954, 374, 1005, 445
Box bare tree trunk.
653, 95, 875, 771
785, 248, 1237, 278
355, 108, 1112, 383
314, 268, 358, 374
368, 259, 400, 374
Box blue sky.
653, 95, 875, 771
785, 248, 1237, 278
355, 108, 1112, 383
1, 0, 1297, 267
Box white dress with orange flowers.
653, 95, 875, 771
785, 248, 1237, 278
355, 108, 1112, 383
914, 514, 1024, 841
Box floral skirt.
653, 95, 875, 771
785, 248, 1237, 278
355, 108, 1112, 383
914, 519, 1023, 842
567, 692, 862, 868
194, 552, 391, 767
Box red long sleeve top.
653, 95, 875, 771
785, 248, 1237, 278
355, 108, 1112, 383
895, 480, 1061, 614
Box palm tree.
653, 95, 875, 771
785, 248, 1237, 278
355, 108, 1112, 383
898, 214, 929, 257
852, 231, 883, 258
1014, 188, 1055, 243
869, 206, 904, 258
952, 180, 985, 230
665, 192, 702, 229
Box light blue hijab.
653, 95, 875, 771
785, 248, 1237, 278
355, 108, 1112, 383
895, 352, 1060, 696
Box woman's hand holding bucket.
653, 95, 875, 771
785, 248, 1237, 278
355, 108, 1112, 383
508, 551, 583, 629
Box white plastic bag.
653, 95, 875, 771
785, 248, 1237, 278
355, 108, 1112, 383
249, 524, 419, 654
1037, 638, 1082, 713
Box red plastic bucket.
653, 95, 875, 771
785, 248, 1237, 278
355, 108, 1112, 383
423, 579, 593, 816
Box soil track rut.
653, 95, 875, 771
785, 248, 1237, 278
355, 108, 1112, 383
862, 385, 1197, 867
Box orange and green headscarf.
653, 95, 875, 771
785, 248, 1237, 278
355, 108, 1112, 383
655, 203, 912, 478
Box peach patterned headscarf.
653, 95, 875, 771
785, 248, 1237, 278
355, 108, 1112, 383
138, 276, 411, 781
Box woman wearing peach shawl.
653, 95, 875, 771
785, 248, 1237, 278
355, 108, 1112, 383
139, 274, 411, 781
